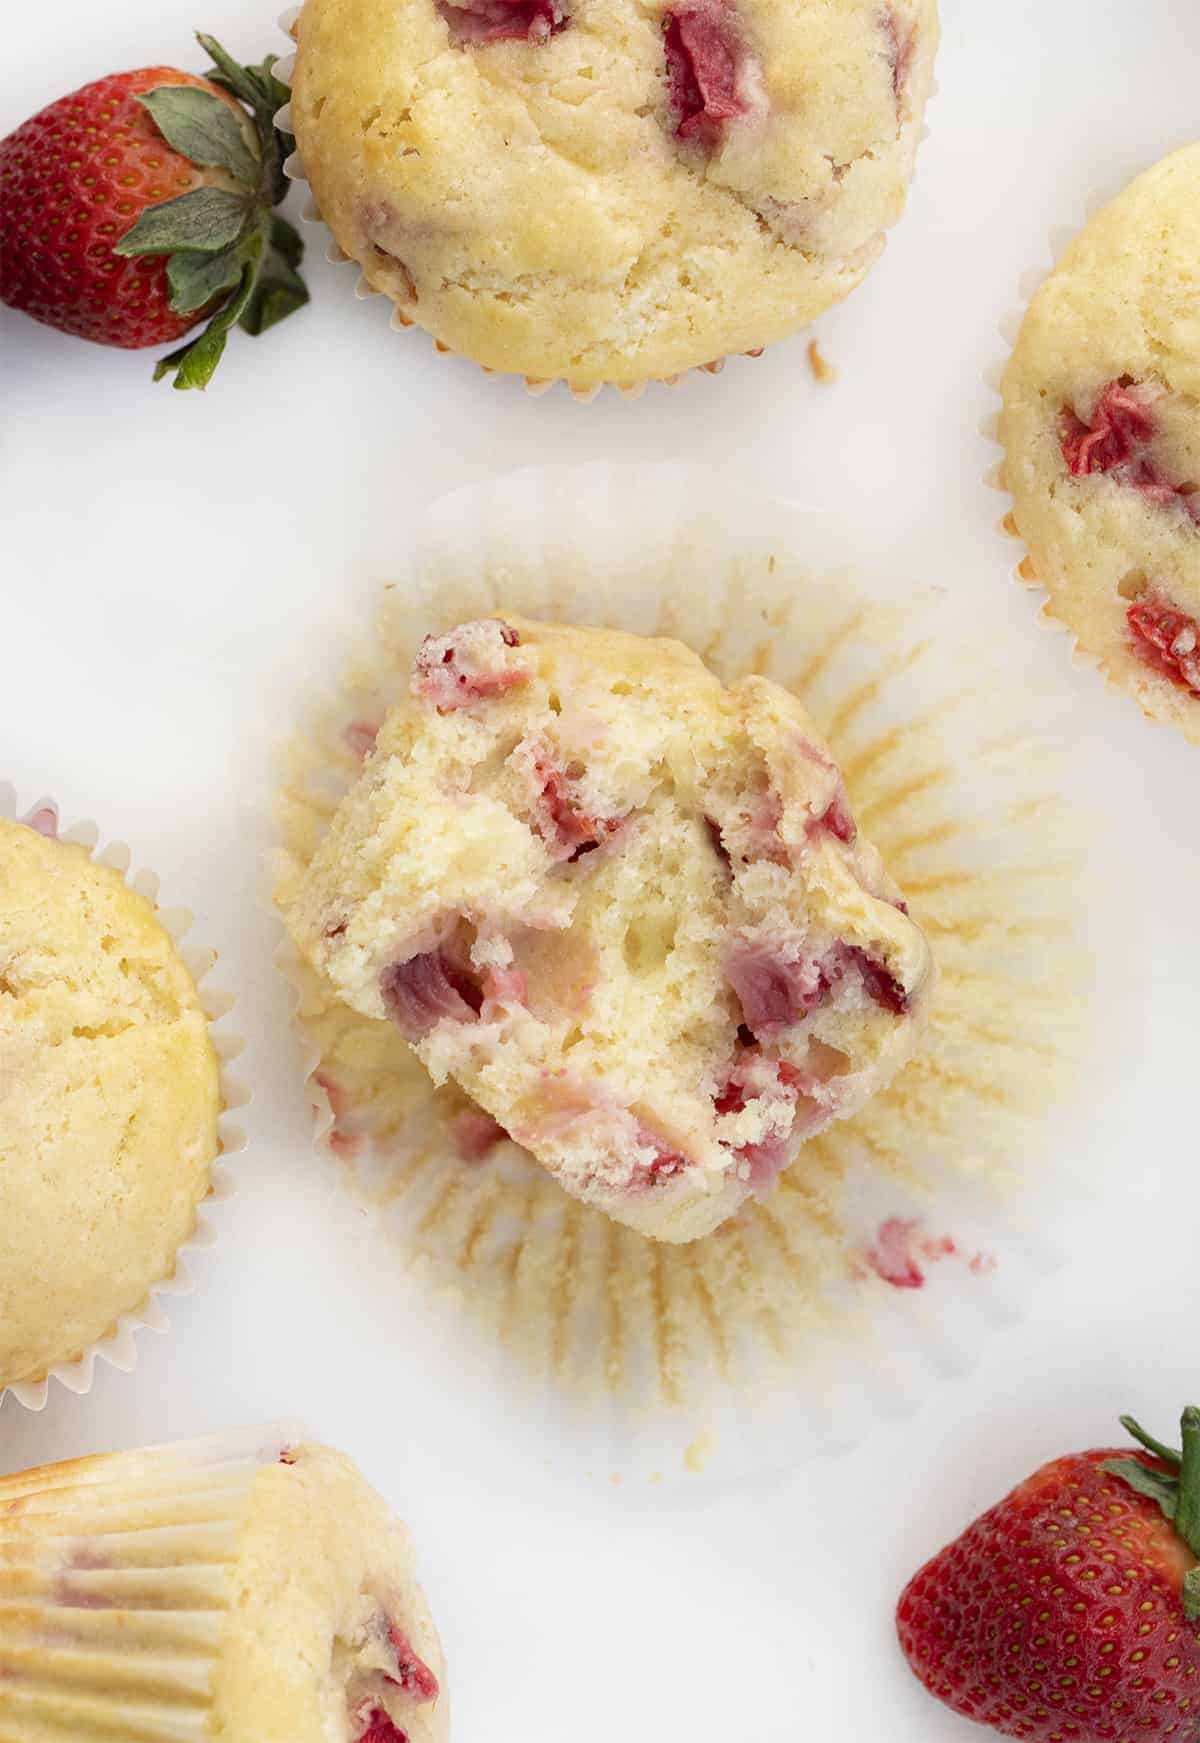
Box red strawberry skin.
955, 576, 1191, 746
897, 1450, 1200, 1740
0, 68, 231, 347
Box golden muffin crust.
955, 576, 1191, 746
0, 818, 220, 1390
290, 0, 938, 386
1000, 144, 1200, 742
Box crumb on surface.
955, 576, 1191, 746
807, 338, 837, 385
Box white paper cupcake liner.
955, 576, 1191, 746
0, 786, 249, 1415
0, 1423, 302, 1741
271, 9, 935, 402
980, 139, 1199, 736
270, 462, 1136, 1483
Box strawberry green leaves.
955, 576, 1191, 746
118, 33, 308, 389
1103, 1407, 1200, 1621
115, 185, 251, 257
136, 83, 261, 184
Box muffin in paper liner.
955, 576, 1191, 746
0, 1424, 448, 1743
0, 786, 248, 1416
270, 8, 936, 403
271, 463, 1128, 1481
981, 138, 1200, 744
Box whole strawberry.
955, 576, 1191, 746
897, 1409, 1200, 1741
0, 33, 306, 387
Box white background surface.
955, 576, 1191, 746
2, 1, 1199, 1737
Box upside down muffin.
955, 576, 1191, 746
1000, 145, 1200, 743
287, 0, 939, 387
284, 616, 932, 1242
0, 1432, 448, 1743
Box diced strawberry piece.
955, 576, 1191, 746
355, 1710, 409, 1743
412, 619, 527, 711
1127, 591, 1200, 697
663, 0, 747, 143
387, 1623, 441, 1703
1061, 378, 1156, 476
482, 961, 529, 1006
437, 0, 566, 43
523, 746, 622, 862
380, 949, 484, 1040
725, 938, 831, 1035
727, 936, 909, 1035
841, 944, 910, 1015
1062, 378, 1155, 475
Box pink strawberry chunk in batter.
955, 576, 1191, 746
663, 0, 752, 144
726, 936, 909, 1038
387, 1623, 441, 1703
412, 620, 528, 711
1061, 377, 1200, 524
520, 741, 624, 862
356, 1710, 410, 1743
380, 949, 484, 1040
1127, 591, 1200, 698
437, 0, 566, 42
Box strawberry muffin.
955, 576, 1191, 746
283, 616, 932, 1242
1000, 145, 1200, 743
287, 0, 939, 388
0, 1427, 448, 1742
0, 815, 220, 1394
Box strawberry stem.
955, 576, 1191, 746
1104, 1408, 1200, 1622
1119, 1414, 1183, 1467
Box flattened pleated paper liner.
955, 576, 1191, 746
270, 11, 934, 403
0, 1423, 302, 1741
981, 139, 1199, 738
0, 786, 248, 1415
272, 464, 1130, 1482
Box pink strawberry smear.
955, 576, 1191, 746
1062, 377, 1200, 524
355, 1710, 410, 1743
663, 0, 752, 144
412, 619, 528, 710
438, 0, 566, 39
387, 1623, 441, 1703
344, 720, 381, 760
313, 1070, 363, 1161
882, 5, 917, 101
815, 790, 857, 845
451, 1105, 509, 1161
857, 1217, 995, 1290
1127, 591, 1200, 698
23, 804, 59, 838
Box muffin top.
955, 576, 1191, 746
290, 0, 938, 386
1000, 144, 1200, 742
284, 616, 931, 1242
0, 817, 220, 1390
